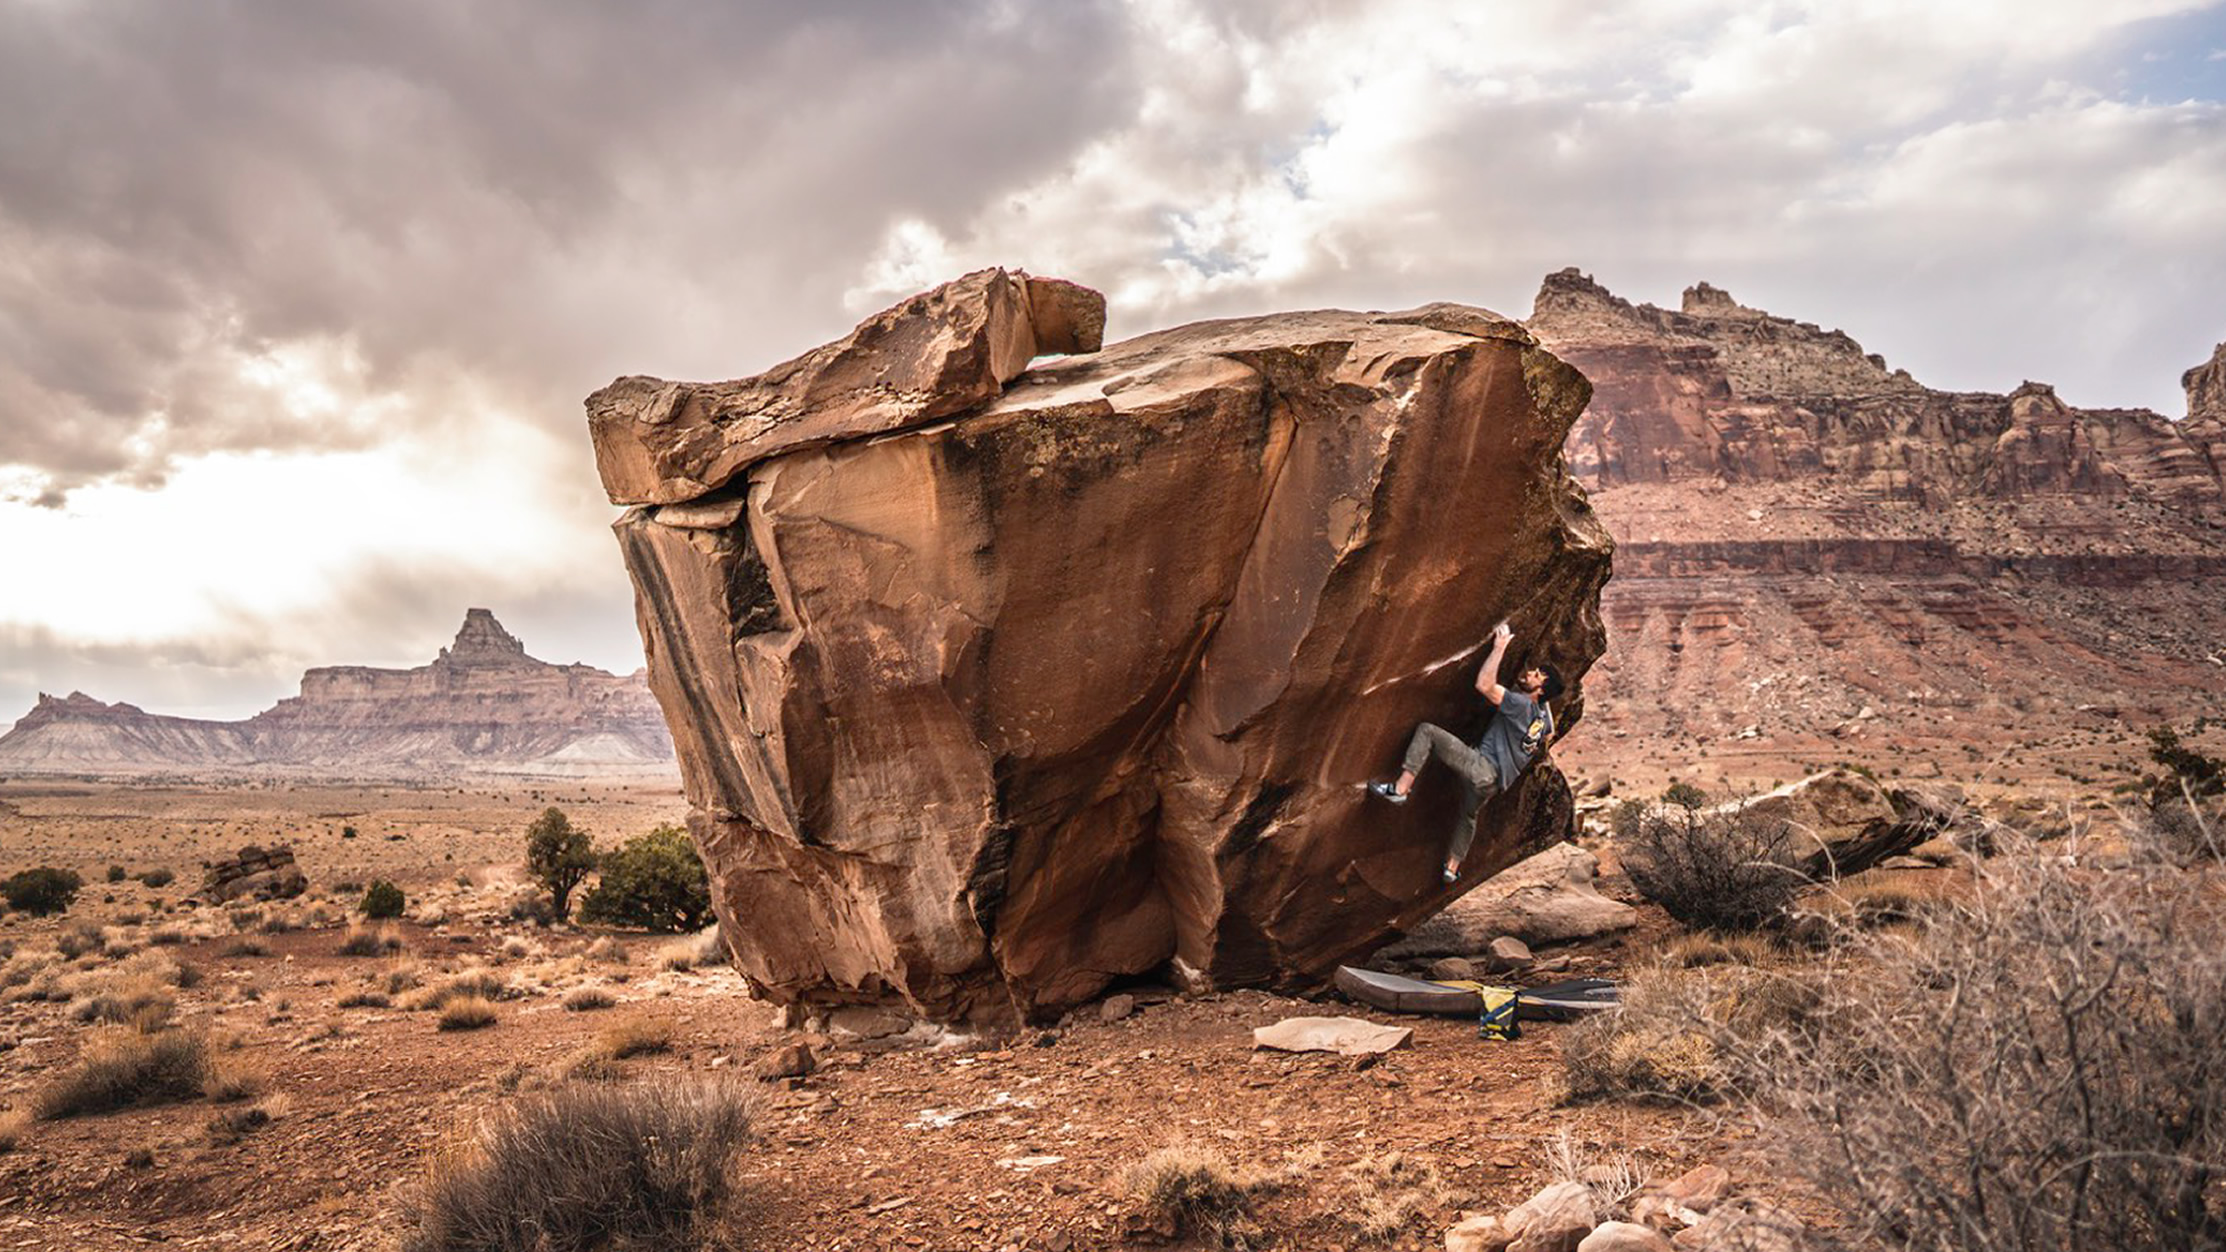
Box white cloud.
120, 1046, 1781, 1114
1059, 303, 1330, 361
5, 0, 2226, 719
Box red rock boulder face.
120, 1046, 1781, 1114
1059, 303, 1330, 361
589, 269, 1612, 1026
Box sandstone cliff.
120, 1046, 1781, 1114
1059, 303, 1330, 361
1530, 270, 2226, 771
595, 270, 1610, 1025
0, 610, 674, 778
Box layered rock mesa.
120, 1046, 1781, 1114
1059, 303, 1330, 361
592, 268, 1611, 1025
1529, 269, 2226, 764
0, 610, 674, 777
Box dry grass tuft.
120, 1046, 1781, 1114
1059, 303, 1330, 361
397, 1077, 757, 1252
338, 924, 405, 957
655, 925, 724, 973
437, 996, 499, 1032
1344, 1149, 1457, 1242
1559, 964, 1820, 1105
585, 937, 627, 965
562, 986, 616, 1012
68, 974, 176, 1028
409, 969, 509, 1012
0, 1109, 27, 1153
205, 1094, 289, 1144
35, 1025, 216, 1119
1123, 1143, 1274, 1245
1659, 931, 1783, 968
203, 1053, 269, 1103
218, 936, 272, 959
55, 919, 105, 960
1542, 1130, 1651, 1221
338, 990, 393, 1009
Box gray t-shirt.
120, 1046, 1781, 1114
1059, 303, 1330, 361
1476, 690, 1553, 790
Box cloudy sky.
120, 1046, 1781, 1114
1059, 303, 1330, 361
2, 0, 2223, 722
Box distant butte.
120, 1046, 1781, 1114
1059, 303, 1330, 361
1527, 267, 2226, 774
0, 610, 675, 779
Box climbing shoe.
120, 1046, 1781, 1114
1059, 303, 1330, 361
1368, 780, 1408, 804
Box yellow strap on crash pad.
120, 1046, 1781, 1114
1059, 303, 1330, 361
1428, 979, 1516, 998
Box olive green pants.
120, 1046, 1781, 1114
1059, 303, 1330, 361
1401, 722, 1501, 864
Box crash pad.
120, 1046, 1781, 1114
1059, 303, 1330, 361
1333, 966, 1620, 1022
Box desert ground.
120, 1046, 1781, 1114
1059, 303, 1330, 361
1, 755, 2218, 1251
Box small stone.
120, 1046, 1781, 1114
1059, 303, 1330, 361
1429, 957, 1480, 982
1482, 936, 1533, 972
756, 1042, 817, 1081
1099, 994, 1136, 1023
1503, 1180, 1596, 1252
1657, 1164, 1730, 1213
1444, 1213, 1509, 1252
1577, 1221, 1673, 1252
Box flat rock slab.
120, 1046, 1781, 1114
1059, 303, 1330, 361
1252, 1016, 1412, 1056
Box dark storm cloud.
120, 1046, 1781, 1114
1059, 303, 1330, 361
0, 0, 1137, 490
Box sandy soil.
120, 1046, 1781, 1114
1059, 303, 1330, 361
0, 779, 1770, 1251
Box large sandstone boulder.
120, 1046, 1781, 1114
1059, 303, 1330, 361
1376, 842, 1637, 956
1726, 769, 1930, 877
201, 844, 307, 903
594, 269, 1611, 1025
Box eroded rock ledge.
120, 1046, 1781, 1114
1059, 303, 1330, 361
591, 269, 1611, 1025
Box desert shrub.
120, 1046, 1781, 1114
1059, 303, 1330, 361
398, 1077, 756, 1252
203, 1054, 268, 1103
655, 925, 725, 972
338, 990, 393, 1009
2, 867, 83, 916
35, 1025, 216, 1118
2145, 725, 2224, 804
137, 868, 175, 889
1827, 876, 1941, 929
2140, 794, 2223, 864
206, 1096, 285, 1144
579, 827, 711, 933
1123, 1144, 1271, 1244
1559, 964, 1819, 1104
585, 937, 626, 965
525, 807, 596, 923
1661, 780, 1710, 811
69, 976, 176, 1028
1659, 931, 1782, 968
56, 918, 105, 958
338, 924, 404, 957
218, 936, 271, 958
147, 924, 189, 946
106, 864, 127, 883
410, 969, 510, 1011
361, 880, 406, 920
590, 1017, 674, 1062
563, 986, 615, 1012
1623, 805, 1807, 931
0, 948, 57, 990
1607, 798, 1648, 839
1342, 1149, 1454, 1242
1541, 1130, 1651, 1222
438, 996, 499, 1031
1748, 836, 2226, 1252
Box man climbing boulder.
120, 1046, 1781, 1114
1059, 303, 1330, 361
1372, 622, 1564, 881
